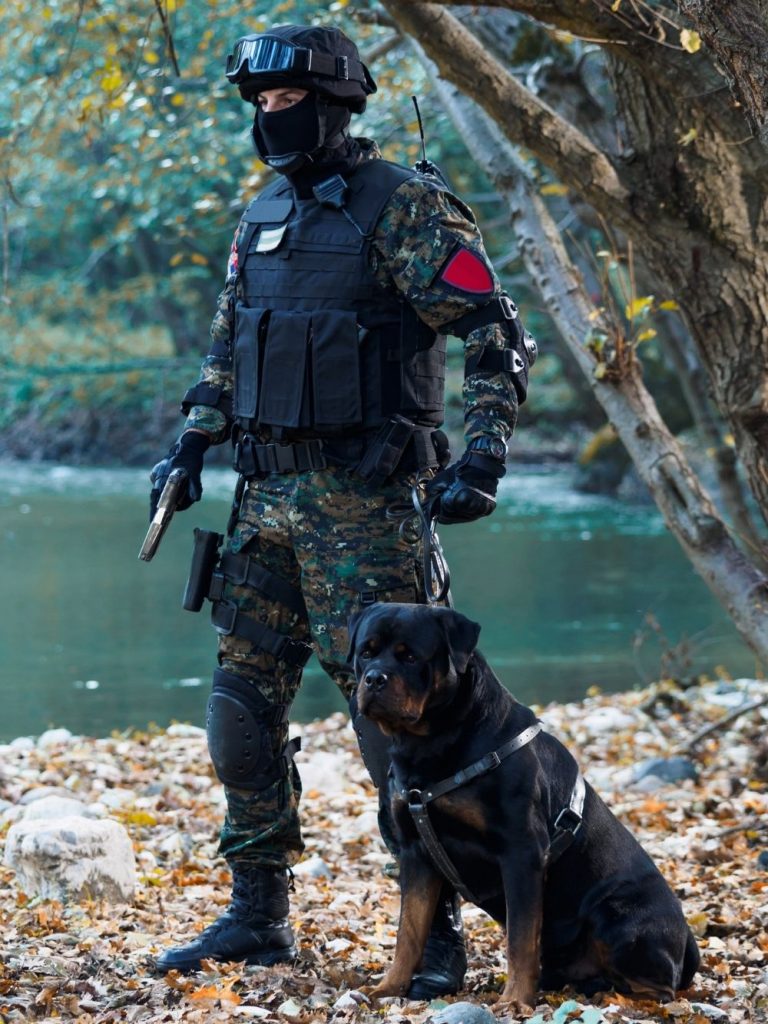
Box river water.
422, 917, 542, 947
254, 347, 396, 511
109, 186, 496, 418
0, 462, 756, 741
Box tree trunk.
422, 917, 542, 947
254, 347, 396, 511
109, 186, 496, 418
677, 0, 768, 145
418, 63, 768, 662
381, 0, 768, 549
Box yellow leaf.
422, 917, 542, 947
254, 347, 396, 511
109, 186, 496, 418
166, 0, 178, 11
625, 296, 654, 319
724, 433, 735, 447
594, 363, 607, 380
611, 0, 621, 10
596, 250, 611, 258
587, 308, 604, 322
540, 183, 568, 196
679, 127, 698, 146
637, 328, 657, 342
659, 299, 679, 310
169, 253, 184, 267
680, 28, 702, 53
190, 253, 208, 266
170, 93, 185, 106
144, 50, 160, 65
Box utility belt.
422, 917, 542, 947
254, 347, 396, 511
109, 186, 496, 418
232, 415, 449, 486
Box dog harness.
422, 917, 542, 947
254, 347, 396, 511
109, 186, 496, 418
396, 722, 587, 904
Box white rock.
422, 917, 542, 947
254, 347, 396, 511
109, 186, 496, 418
333, 990, 370, 1010
4, 815, 136, 902
1, 805, 24, 826
581, 707, 636, 735
339, 809, 380, 842
9, 737, 35, 751
23, 796, 87, 821
277, 999, 303, 1016
158, 831, 184, 857
166, 723, 206, 738
99, 788, 136, 810
293, 855, 332, 879
298, 750, 355, 796
19, 786, 74, 805
37, 728, 74, 750
137, 849, 158, 871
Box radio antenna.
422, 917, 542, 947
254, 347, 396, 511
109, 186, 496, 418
412, 95, 428, 167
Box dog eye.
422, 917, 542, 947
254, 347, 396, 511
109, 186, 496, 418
401, 651, 418, 663
358, 648, 372, 660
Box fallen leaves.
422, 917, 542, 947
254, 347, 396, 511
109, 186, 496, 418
0, 686, 766, 1022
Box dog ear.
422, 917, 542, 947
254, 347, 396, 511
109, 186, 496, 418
437, 608, 481, 674
345, 606, 368, 666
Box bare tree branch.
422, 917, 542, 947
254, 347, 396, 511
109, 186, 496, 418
379, 0, 631, 224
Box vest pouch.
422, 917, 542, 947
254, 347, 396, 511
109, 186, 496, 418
233, 304, 268, 420
258, 310, 311, 428
311, 310, 363, 428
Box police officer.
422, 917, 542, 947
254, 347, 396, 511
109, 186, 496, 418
151, 23, 535, 997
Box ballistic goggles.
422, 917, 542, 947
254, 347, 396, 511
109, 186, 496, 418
225, 35, 367, 86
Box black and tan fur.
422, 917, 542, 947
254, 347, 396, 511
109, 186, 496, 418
349, 603, 700, 1009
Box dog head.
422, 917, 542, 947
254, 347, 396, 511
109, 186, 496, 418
347, 602, 481, 735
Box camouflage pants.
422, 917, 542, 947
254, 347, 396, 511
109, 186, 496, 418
213, 465, 424, 870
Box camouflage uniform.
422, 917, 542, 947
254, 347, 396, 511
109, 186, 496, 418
183, 142, 517, 870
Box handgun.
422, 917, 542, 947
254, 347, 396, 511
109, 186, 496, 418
138, 467, 188, 562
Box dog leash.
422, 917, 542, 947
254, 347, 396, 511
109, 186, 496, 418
395, 723, 586, 903
386, 483, 451, 604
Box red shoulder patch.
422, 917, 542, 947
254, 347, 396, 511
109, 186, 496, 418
439, 247, 494, 295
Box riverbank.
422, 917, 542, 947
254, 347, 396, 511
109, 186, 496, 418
1, 678, 766, 1023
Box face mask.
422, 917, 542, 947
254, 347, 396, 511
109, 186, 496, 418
252, 92, 351, 175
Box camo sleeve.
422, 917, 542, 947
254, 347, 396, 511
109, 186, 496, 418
182, 232, 241, 444
371, 176, 518, 443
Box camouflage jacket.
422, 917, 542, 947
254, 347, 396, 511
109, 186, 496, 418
184, 142, 518, 447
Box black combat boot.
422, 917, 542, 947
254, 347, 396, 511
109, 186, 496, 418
155, 864, 297, 973
407, 889, 467, 1000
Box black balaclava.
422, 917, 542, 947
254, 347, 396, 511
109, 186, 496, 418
252, 91, 354, 179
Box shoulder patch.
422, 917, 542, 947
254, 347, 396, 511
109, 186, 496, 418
439, 246, 494, 295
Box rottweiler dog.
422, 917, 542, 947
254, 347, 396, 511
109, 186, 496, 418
349, 602, 700, 1009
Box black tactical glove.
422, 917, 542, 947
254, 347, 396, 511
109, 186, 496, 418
149, 431, 210, 522
425, 435, 507, 525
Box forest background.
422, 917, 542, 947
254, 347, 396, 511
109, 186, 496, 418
2, 0, 768, 663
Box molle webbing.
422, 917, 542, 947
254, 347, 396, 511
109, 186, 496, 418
232, 159, 446, 436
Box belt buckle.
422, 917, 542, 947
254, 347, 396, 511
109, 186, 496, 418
213, 599, 238, 636
553, 806, 582, 835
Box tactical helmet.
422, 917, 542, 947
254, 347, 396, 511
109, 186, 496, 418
225, 24, 377, 113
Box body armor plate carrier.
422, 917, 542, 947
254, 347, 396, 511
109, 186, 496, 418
232, 159, 447, 439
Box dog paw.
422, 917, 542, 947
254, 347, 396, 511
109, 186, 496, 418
493, 992, 535, 1017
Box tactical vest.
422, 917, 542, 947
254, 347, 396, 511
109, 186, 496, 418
231, 158, 447, 439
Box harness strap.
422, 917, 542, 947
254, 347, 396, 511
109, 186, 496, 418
546, 770, 586, 866
402, 723, 542, 903
402, 724, 586, 901
210, 551, 307, 618
211, 601, 313, 668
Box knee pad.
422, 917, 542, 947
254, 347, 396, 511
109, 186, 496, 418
206, 668, 298, 790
